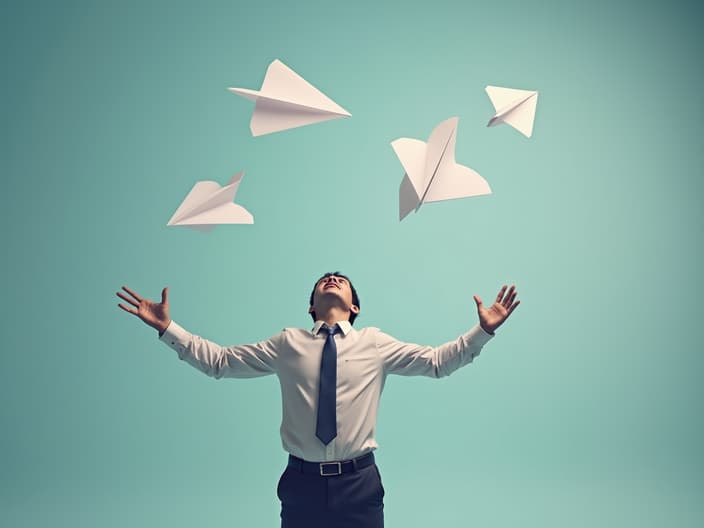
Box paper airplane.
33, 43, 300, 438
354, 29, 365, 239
167, 171, 253, 232
485, 85, 538, 138
228, 59, 351, 136
391, 117, 491, 221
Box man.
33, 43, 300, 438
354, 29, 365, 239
117, 272, 519, 527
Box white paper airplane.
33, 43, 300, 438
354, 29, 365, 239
167, 171, 253, 232
391, 117, 491, 221
228, 59, 351, 136
485, 85, 538, 138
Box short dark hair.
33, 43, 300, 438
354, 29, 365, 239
309, 272, 360, 325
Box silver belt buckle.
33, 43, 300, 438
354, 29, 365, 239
319, 462, 342, 476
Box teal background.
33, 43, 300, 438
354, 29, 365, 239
2, 0, 702, 526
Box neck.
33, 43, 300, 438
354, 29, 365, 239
315, 306, 350, 328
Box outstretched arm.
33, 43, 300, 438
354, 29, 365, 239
474, 285, 520, 335
379, 285, 520, 377
117, 286, 172, 335
117, 285, 279, 378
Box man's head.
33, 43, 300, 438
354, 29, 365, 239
308, 272, 360, 325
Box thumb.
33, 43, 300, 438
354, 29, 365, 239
473, 295, 483, 310
161, 287, 169, 305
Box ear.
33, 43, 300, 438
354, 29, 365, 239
350, 304, 360, 315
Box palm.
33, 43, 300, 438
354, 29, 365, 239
479, 303, 508, 328
474, 285, 519, 334
117, 286, 171, 333
137, 298, 168, 327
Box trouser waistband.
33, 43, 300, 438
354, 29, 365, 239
287, 452, 375, 476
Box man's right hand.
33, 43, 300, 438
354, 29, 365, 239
117, 286, 171, 335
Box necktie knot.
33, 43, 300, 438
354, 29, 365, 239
322, 324, 339, 336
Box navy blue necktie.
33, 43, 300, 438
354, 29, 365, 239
316, 324, 340, 445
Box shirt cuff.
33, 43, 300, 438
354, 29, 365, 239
465, 323, 494, 357
159, 320, 191, 358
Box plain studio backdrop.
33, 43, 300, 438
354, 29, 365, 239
1, 0, 702, 526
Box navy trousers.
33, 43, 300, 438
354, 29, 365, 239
277, 461, 385, 527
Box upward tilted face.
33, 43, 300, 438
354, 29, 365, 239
315, 274, 353, 304
308, 272, 361, 324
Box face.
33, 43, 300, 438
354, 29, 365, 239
309, 274, 360, 317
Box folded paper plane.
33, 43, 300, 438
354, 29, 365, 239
167, 171, 253, 231
391, 117, 491, 221
228, 59, 351, 136
485, 85, 538, 138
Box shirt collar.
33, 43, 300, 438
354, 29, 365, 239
312, 320, 352, 336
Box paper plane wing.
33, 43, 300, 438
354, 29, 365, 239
420, 117, 458, 201
167, 172, 253, 230
228, 59, 350, 136
500, 92, 538, 137
248, 97, 348, 136
167, 181, 221, 226
392, 117, 461, 220
228, 87, 259, 101
392, 137, 427, 220
485, 85, 538, 137
169, 202, 253, 228
392, 117, 490, 220
260, 60, 350, 115
485, 86, 535, 112
423, 163, 491, 203
425, 118, 491, 202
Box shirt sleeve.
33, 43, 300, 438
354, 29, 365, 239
376, 324, 494, 378
159, 321, 281, 379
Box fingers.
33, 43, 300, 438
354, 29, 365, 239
494, 285, 507, 304
117, 303, 138, 315
116, 290, 140, 308
503, 285, 517, 307
120, 285, 143, 303
496, 285, 517, 306
507, 300, 520, 315
500, 285, 519, 316
161, 287, 168, 305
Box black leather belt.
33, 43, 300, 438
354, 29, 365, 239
288, 452, 375, 476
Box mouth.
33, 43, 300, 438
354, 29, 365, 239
323, 283, 340, 290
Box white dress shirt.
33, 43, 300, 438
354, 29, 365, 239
160, 320, 493, 462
